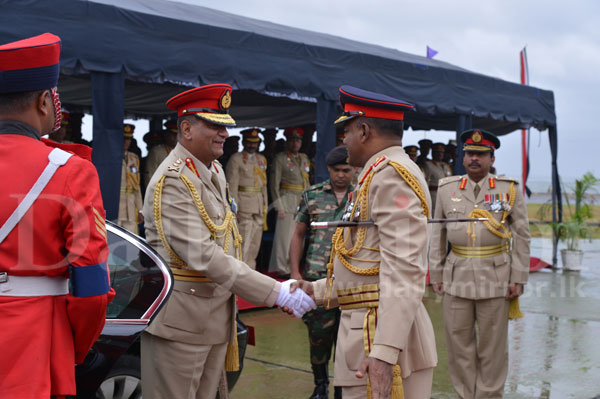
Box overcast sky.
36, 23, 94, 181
171, 0, 599, 189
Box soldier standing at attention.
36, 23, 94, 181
141, 84, 316, 399
404, 144, 420, 164
143, 119, 178, 188
269, 127, 310, 277
289, 146, 355, 399
293, 86, 438, 398
226, 128, 268, 270
416, 138, 432, 170
424, 142, 452, 213
429, 129, 530, 399
118, 123, 143, 234
0, 33, 113, 398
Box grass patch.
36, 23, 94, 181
527, 203, 600, 238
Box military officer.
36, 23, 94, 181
290, 146, 355, 399
141, 84, 315, 399
225, 128, 268, 269
143, 119, 178, 188
444, 139, 457, 171
0, 33, 113, 398
423, 142, 452, 213
429, 129, 530, 399
416, 138, 432, 170
404, 144, 419, 164
294, 86, 438, 398
269, 127, 311, 277
118, 123, 143, 234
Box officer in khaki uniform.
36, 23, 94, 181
225, 128, 268, 269
268, 127, 310, 276
298, 86, 438, 399
141, 84, 315, 399
429, 129, 530, 399
118, 123, 143, 234
143, 119, 178, 188
423, 142, 452, 213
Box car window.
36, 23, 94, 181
106, 226, 169, 320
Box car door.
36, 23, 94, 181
75, 221, 172, 399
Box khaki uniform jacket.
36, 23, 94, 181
225, 151, 268, 215
429, 174, 530, 299
143, 143, 279, 345
269, 152, 310, 213
143, 144, 172, 188
313, 146, 437, 384
118, 151, 143, 228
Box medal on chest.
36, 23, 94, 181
226, 184, 238, 214
485, 193, 511, 212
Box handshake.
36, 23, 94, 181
275, 279, 316, 318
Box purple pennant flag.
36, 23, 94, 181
426, 45, 438, 59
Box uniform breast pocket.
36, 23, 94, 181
446, 204, 466, 231
344, 311, 367, 371
163, 282, 215, 334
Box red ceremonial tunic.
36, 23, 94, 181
0, 121, 113, 398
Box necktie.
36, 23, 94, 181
473, 184, 480, 200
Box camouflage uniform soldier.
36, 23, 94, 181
118, 123, 143, 234
290, 146, 354, 399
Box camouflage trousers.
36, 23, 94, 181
302, 306, 341, 366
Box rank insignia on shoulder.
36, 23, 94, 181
168, 158, 184, 172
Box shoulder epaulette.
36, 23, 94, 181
495, 175, 520, 184
165, 157, 185, 177
438, 175, 462, 186
371, 155, 390, 173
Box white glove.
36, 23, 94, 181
275, 279, 317, 318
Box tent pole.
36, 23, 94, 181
91, 71, 125, 221
454, 114, 472, 175
548, 126, 561, 268
315, 99, 337, 184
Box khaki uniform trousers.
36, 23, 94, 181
443, 294, 510, 399
238, 211, 263, 270
141, 332, 227, 399
268, 210, 296, 275
342, 367, 434, 399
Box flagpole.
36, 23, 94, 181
520, 47, 529, 197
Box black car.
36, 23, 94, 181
75, 221, 248, 399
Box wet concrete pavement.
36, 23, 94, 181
233, 237, 600, 398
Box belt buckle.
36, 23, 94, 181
0, 272, 7, 284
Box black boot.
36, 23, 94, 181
309, 364, 329, 399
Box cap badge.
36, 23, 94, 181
472, 130, 482, 143
220, 90, 232, 110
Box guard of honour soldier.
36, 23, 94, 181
430, 129, 530, 399
0, 33, 113, 398
269, 126, 311, 277
290, 145, 355, 399
142, 118, 178, 188
118, 123, 144, 234
423, 142, 453, 212
226, 127, 269, 269
141, 83, 316, 399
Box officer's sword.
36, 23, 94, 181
311, 218, 488, 229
